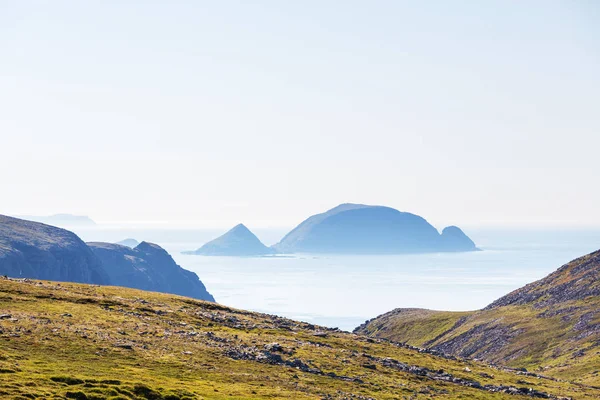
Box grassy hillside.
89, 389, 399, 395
355, 251, 600, 387
1, 278, 598, 399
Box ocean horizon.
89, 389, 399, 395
73, 226, 600, 332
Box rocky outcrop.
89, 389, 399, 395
273, 204, 477, 254
185, 223, 275, 256
88, 241, 215, 301
0, 215, 109, 284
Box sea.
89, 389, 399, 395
74, 226, 600, 332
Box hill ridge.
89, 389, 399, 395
354, 248, 600, 385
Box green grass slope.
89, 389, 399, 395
1, 278, 597, 399
354, 250, 600, 387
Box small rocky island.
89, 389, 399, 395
185, 223, 275, 256
273, 203, 477, 254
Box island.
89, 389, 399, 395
16, 213, 97, 227
116, 238, 140, 248
184, 223, 275, 256
272, 203, 477, 254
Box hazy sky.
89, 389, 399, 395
1, 1, 599, 228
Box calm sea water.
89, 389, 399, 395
76, 227, 600, 332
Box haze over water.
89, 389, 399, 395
77, 226, 600, 332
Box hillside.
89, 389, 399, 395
354, 250, 600, 386
273, 204, 477, 254
0, 215, 109, 285
185, 224, 275, 256
1, 278, 598, 399
88, 242, 215, 302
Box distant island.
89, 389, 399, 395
116, 238, 140, 248
272, 203, 477, 254
187, 204, 477, 256
17, 213, 97, 227
184, 223, 275, 256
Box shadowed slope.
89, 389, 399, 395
0, 215, 109, 284
88, 241, 214, 301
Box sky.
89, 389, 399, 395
1, 1, 599, 229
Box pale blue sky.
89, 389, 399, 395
1, 1, 599, 228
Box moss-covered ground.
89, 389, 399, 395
1, 278, 598, 399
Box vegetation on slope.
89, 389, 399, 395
1, 278, 597, 399
354, 251, 600, 387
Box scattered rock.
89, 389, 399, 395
264, 342, 283, 352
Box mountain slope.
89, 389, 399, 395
88, 241, 215, 301
1, 277, 597, 399
186, 223, 275, 256
354, 250, 600, 385
273, 203, 477, 254
0, 215, 109, 284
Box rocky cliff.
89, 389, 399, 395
0, 215, 109, 284
88, 241, 215, 301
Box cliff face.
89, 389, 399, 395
273, 204, 477, 254
0, 215, 109, 284
354, 249, 600, 384
88, 241, 215, 301
187, 224, 274, 256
